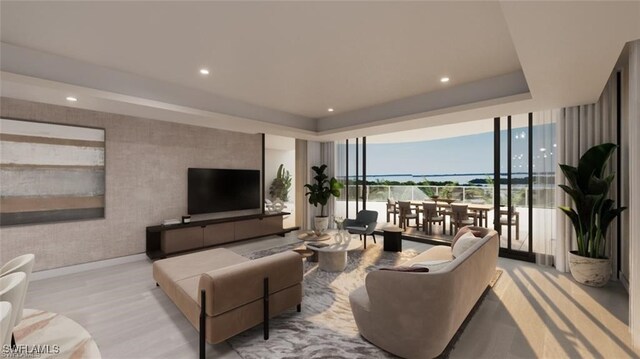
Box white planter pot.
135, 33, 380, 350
314, 216, 329, 233
568, 251, 611, 287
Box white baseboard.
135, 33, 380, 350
31, 253, 148, 282
620, 271, 630, 292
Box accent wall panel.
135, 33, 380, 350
0, 118, 105, 226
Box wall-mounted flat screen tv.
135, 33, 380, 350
188, 168, 261, 215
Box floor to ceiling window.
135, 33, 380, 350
335, 113, 556, 263
335, 138, 365, 220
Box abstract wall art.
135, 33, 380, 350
0, 118, 105, 226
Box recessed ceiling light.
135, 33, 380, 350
327, 108, 334, 112
199, 68, 210, 75
66, 96, 78, 102
440, 77, 450, 83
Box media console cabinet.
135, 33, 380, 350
146, 212, 289, 259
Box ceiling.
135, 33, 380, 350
1, 1, 639, 140
0, 1, 520, 118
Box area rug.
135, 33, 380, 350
228, 243, 418, 359
12, 309, 101, 358
228, 243, 502, 359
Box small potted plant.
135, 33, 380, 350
304, 164, 343, 233
558, 143, 626, 287
269, 164, 292, 202
440, 184, 456, 205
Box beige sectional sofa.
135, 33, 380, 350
153, 248, 303, 357
349, 227, 499, 358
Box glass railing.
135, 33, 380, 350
337, 184, 556, 208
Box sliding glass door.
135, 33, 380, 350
333, 114, 555, 263
495, 112, 557, 262
495, 114, 534, 261
335, 137, 366, 220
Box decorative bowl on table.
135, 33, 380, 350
442, 198, 456, 204
429, 195, 440, 201
297, 232, 331, 241
293, 248, 314, 257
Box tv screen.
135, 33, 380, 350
188, 168, 261, 215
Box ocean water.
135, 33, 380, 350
353, 173, 529, 185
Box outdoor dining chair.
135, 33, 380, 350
422, 202, 444, 235
398, 201, 419, 230
386, 199, 399, 224
449, 204, 476, 234
500, 206, 520, 240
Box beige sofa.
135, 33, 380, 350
349, 227, 499, 358
153, 248, 302, 357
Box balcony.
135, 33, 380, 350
335, 184, 556, 254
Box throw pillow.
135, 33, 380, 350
451, 226, 483, 247
452, 231, 478, 258
380, 266, 430, 273
410, 259, 452, 272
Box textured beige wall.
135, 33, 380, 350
0, 97, 262, 271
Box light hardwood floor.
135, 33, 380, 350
24, 233, 638, 358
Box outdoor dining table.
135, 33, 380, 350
409, 200, 494, 229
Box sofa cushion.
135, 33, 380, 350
198, 250, 303, 316
403, 245, 453, 267
173, 275, 201, 329
153, 248, 248, 301
346, 226, 367, 234
179, 282, 302, 344
451, 226, 483, 248
410, 259, 452, 272
452, 231, 479, 258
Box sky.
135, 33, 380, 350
336, 123, 556, 178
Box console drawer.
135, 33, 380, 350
161, 227, 204, 253
234, 216, 282, 239
203, 222, 235, 246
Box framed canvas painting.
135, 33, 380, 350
0, 118, 105, 226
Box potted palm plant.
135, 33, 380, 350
304, 164, 343, 233
558, 143, 626, 287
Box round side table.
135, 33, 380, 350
383, 226, 403, 252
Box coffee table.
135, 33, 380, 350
307, 236, 363, 272
298, 231, 333, 262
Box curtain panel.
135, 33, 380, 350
296, 140, 337, 230
532, 109, 559, 267
555, 72, 619, 273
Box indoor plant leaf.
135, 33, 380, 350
305, 164, 343, 217
558, 143, 626, 285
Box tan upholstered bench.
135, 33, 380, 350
153, 248, 303, 358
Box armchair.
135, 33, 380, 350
345, 210, 379, 249
0, 272, 26, 347
0, 254, 34, 347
